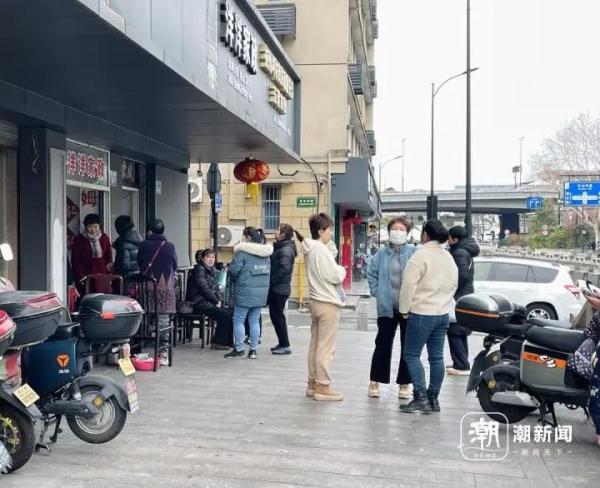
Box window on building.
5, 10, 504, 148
262, 184, 281, 231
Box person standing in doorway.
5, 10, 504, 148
399, 220, 458, 414
268, 223, 297, 355
112, 215, 143, 291
71, 213, 113, 295
367, 216, 416, 399
296, 213, 346, 401
446, 225, 480, 376
225, 227, 273, 359
137, 218, 178, 366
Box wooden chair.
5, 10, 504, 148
129, 274, 174, 371
83, 274, 124, 295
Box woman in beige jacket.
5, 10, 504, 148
398, 220, 458, 414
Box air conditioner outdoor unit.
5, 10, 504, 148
189, 177, 203, 204
217, 226, 244, 248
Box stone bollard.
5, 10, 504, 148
356, 300, 369, 331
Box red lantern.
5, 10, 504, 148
233, 157, 270, 184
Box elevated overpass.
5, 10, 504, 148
381, 186, 559, 214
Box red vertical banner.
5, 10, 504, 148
341, 217, 353, 290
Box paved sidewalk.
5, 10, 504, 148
2, 322, 599, 487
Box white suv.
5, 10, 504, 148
473, 257, 583, 322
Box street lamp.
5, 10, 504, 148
377, 152, 404, 246
429, 67, 479, 220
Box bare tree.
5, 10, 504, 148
530, 112, 600, 248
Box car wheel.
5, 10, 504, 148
526, 303, 557, 321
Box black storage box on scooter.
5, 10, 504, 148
78, 294, 143, 341
455, 293, 514, 334
0, 291, 63, 346
0, 310, 16, 357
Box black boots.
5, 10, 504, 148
428, 392, 440, 412
399, 391, 432, 414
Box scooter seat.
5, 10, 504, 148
496, 322, 533, 337
48, 322, 82, 341
526, 326, 584, 353
528, 318, 571, 329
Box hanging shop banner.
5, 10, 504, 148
121, 159, 137, 188
65, 141, 109, 188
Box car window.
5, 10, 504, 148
491, 263, 530, 283
474, 261, 492, 281
530, 266, 559, 284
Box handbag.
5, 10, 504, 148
567, 337, 596, 381
222, 271, 235, 309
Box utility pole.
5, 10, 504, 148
465, 0, 473, 236
519, 136, 524, 187
401, 138, 406, 192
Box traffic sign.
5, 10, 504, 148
526, 196, 543, 210
564, 181, 600, 207
214, 192, 223, 213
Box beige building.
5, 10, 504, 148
191, 0, 379, 304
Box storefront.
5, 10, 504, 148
0, 0, 300, 298
0, 121, 18, 285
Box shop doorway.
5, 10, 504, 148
0, 146, 18, 285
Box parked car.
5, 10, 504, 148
473, 257, 583, 322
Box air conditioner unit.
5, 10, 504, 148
189, 177, 203, 204
217, 226, 244, 248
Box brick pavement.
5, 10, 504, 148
1, 313, 599, 487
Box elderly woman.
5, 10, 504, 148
367, 216, 416, 399
71, 213, 113, 294
398, 220, 458, 414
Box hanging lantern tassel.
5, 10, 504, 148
246, 182, 260, 202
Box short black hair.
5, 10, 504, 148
83, 213, 101, 227
309, 213, 334, 240
147, 218, 165, 235
422, 219, 449, 244
115, 215, 134, 235
449, 225, 468, 241
195, 248, 215, 263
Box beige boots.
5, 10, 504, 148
368, 381, 380, 398
307, 379, 343, 401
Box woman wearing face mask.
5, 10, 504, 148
366, 217, 416, 399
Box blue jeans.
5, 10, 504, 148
403, 313, 449, 396
233, 305, 261, 351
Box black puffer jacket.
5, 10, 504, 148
112, 230, 144, 279
186, 261, 222, 309
449, 236, 480, 299
269, 239, 297, 296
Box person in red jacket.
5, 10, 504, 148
71, 213, 113, 294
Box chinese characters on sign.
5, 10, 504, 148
65, 142, 109, 188
259, 44, 294, 115
296, 197, 316, 208
460, 412, 574, 462
220, 0, 258, 74
564, 181, 600, 207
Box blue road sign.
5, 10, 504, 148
526, 196, 543, 210
215, 192, 223, 213
564, 181, 600, 207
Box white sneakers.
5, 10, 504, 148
368, 381, 380, 398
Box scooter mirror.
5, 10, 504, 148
0, 243, 13, 262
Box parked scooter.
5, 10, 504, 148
0, 243, 44, 472
0, 243, 143, 470
457, 293, 589, 425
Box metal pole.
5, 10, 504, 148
465, 0, 473, 236
401, 138, 406, 192
378, 163, 382, 246
519, 136, 524, 187
430, 83, 435, 198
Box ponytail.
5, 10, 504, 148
294, 230, 305, 243
243, 226, 266, 244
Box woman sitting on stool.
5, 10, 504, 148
186, 248, 233, 349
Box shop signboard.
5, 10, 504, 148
65, 141, 109, 188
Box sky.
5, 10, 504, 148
375, 0, 600, 192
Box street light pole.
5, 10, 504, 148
401, 138, 406, 192
519, 136, 524, 187
465, 0, 473, 236
429, 67, 479, 220
377, 153, 404, 246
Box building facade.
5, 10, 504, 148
191, 0, 379, 303
0, 0, 300, 299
